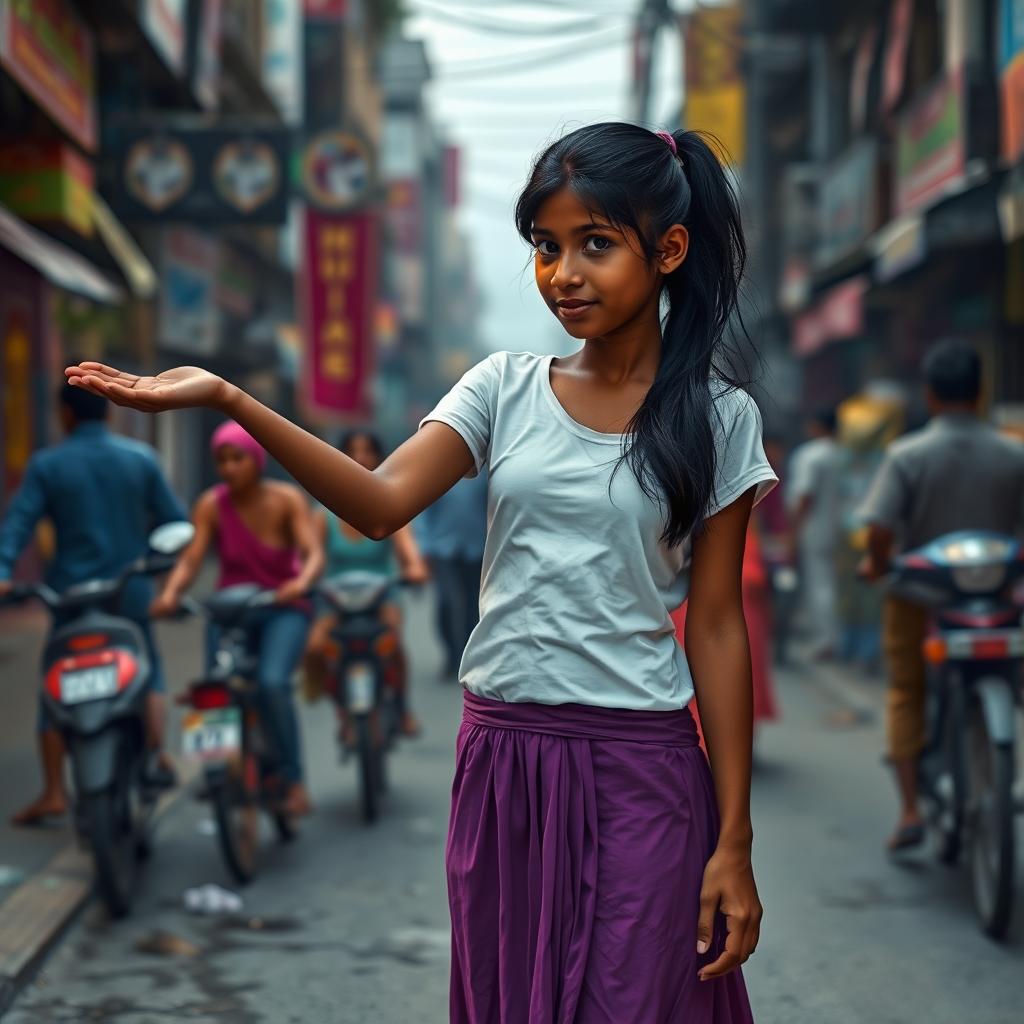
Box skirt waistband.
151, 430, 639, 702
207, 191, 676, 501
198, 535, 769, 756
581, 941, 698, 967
461, 690, 699, 747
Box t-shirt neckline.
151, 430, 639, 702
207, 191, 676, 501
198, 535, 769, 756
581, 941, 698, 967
539, 353, 626, 445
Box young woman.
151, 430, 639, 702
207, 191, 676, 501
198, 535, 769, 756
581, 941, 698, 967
304, 428, 429, 737
69, 123, 775, 1023
151, 422, 323, 818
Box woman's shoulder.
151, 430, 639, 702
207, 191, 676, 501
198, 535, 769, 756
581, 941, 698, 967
709, 381, 762, 433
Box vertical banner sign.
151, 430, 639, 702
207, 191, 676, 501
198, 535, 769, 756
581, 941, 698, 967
882, 0, 914, 116
1000, 0, 1024, 163
301, 208, 377, 418
2, 298, 32, 495
683, 3, 744, 165
0, 0, 96, 152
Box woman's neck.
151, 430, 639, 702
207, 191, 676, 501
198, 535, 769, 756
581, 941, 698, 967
577, 296, 663, 384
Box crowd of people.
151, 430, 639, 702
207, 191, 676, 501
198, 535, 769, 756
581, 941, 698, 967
0, 382, 489, 827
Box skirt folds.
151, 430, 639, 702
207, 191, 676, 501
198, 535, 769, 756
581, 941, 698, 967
447, 691, 755, 1024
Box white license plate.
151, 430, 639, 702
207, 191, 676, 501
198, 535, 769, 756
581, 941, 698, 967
60, 664, 119, 705
182, 708, 242, 761
346, 665, 375, 712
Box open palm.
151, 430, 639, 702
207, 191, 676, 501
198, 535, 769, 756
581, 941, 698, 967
64, 361, 229, 413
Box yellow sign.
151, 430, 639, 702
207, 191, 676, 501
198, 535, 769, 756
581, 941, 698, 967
683, 3, 745, 165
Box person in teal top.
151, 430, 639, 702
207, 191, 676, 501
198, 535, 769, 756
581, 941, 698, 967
305, 430, 429, 736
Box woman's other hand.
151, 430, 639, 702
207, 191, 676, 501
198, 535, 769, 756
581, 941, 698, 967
275, 577, 308, 605
149, 590, 181, 619
695, 844, 762, 981
65, 363, 235, 413
402, 559, 431, 585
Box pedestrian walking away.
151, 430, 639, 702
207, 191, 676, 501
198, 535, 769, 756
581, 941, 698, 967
416, 469, 488, 681
150, 421, 324, 819
0, 384, 186, 825
787, 408, 843, 660
67, 121, 776, 1023
859, 340, 1024, 853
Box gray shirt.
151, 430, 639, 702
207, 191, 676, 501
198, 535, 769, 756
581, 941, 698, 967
420, 351, 777, 710
859, 414, 1024, 550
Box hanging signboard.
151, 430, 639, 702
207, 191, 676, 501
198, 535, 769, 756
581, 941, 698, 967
300, 208, 377, 418
894, 69, 966, 216
138, 0, 187, 77
882, 0, 914, 116
159, 227, 220, 355
0, 0, 96, 152
817, 138, 882, 269
300, 129, 374, 210
1000, 0, 1024, 163
110, 122, 290, 223
683, 2, 744, 164
0, 140, 94, 236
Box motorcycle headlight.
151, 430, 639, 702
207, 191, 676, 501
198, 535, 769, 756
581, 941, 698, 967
940, 537, 1013, 565
951, 564, 1007, 593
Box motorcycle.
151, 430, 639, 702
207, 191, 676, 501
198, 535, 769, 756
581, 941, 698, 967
0, 521, 194, 917
180, 584, 298, 885
315, 572, 405, 824
888, 530, 1024, 940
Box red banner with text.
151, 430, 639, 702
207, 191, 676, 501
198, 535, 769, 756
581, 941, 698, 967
300, 207, 377, 419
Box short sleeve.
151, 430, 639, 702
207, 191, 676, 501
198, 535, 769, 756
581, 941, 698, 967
419, 354, 500, 476
706, 389, 779, 518
857, 452, 909, 532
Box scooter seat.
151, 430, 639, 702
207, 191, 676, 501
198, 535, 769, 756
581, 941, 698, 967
203, 584, 270, 625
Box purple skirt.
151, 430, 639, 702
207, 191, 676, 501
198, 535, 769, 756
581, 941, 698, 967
447, 691, 756, 1024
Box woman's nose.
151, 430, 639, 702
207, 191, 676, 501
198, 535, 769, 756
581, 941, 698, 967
550, 256, 584, 290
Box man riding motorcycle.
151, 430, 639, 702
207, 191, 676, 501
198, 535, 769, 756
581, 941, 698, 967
0, 384, 186, 824
859, 340, 1024, 852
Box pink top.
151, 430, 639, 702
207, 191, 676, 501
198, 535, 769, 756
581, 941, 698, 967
214, 484, 303, 594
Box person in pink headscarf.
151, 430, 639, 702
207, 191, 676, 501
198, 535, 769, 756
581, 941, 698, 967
151, 421, 324, 817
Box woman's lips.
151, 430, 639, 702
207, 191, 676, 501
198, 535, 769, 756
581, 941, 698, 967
556, 300, 596, 320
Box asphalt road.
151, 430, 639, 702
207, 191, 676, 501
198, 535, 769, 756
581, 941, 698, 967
2, 593, 1023, 1023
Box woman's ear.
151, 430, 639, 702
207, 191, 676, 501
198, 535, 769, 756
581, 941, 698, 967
656, 224, 689, 274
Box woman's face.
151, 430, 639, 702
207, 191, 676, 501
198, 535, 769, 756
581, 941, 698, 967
345, 434, 381, 471
530, 188, 686, 341
215, 444, 260, 492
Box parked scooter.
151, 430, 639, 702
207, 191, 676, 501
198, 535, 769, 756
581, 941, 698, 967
315, 572, 405, 824
0, 521, 194, 917
888, 530, 1024, 940
180, 584, 298, 885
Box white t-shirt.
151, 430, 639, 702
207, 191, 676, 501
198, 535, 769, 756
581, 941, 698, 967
420, 351, 778, 710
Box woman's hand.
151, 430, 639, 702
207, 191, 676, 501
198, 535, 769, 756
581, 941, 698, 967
275, 577, 308, 605
695, 843, 762, 981
149, 589, 181, 619
65, 362, 234, 413
402, 559, 431, 585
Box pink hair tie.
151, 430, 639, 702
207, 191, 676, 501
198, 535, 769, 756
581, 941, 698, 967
655, 130, 678, 155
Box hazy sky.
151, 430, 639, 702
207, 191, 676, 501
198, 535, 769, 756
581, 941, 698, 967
405, 0, 688, 357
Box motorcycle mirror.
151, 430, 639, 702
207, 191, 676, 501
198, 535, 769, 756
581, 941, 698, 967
149, 521, 195, 556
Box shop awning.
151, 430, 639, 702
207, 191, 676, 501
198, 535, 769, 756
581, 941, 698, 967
792, 275, 868, 357
91, 195, 157, 298
0, 203, 123, 304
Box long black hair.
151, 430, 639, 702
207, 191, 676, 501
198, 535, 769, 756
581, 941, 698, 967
514, 122, 751, 547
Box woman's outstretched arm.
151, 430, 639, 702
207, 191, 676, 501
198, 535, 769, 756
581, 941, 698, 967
65, 362, 474, 537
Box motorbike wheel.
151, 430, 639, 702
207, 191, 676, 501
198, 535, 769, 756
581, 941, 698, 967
211, 752, 261, 885
934, 680, 967, 866
967, 702, 1016, 940
355, 715, 379, 824
85, 785, 136, 919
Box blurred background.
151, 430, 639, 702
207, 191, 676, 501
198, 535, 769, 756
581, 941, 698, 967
0, 1, 1022, 1022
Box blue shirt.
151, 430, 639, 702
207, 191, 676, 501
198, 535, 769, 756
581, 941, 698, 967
415, 471, 488, 560
0, 422, 186, 619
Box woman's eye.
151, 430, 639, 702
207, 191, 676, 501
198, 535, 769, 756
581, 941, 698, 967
535, 240, 557, 256
584, 236, 613, 253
